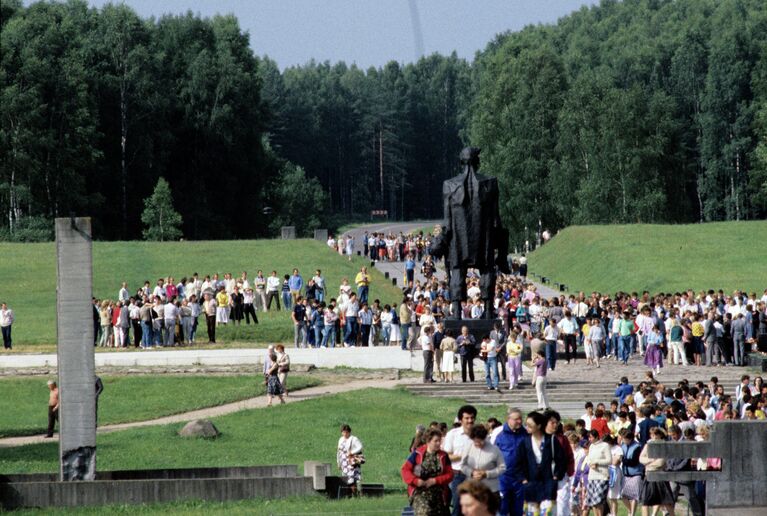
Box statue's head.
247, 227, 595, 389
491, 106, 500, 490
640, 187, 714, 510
459, 147, 481, 170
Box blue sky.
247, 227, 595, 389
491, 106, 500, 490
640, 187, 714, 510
85, 0, 597, 68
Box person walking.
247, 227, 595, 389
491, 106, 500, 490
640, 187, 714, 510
46, 380, 59, 438
292, 297, 308, 348
1, 303, 14, 350
401, 428, 454, 516
457, 326, 477, 383
440, 329, 458, 383
618, 310, 635, 365
557, 311, 578, 365
203, 292, 217, 343
731, 313, 747, 366
638, 428, 676, 516
460, 424, 506, 496
588, 318, 605, 368
420, 326, 436, 383
667, 317, 687, 365
275, 344, 290, 396
337, 424, 364, 494
532, 351, 549, 410
443, 405, 478, 516
495, 408, 526, 516
506, 336, 523, 390
515, 411, 566, 516
481, 335, 500, 391
584, 431, 612, 516
265, 351, 285, 406
643, 325, 664, 375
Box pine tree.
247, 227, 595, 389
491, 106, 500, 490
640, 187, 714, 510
141, 177, 183, 241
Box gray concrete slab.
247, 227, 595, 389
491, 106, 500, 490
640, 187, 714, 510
54, 217, 96, 481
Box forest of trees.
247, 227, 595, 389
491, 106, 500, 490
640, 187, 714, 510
1, 0, 766, 244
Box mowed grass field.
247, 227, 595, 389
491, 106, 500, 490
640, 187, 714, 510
0, 388, 499, 481
529, 221, 767, 294
0, 374, 319, 438
0, 239, 402, 349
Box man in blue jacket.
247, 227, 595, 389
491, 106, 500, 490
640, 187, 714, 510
494, 407, 526, 516
614, 376, 634, 405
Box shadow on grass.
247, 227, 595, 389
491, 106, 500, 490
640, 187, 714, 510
0, 439, 58, 469
0, 427, 47, 439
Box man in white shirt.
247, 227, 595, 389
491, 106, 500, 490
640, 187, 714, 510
312, 270, 326, 303
580, 402, 594, 430
153, 279, 166, 302
266, 270, 281, 311
557, 311, 578, 364
239, 271, 250, 292
163, 300, 179, 346
443, 405, 478, 516
128, 299, 141, 347
118, 282, 130, 304
1, 303, 14, 349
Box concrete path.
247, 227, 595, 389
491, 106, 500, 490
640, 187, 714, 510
0, 376, 417, 448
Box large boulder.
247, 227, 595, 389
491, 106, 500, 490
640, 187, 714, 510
178, 419, 220, 439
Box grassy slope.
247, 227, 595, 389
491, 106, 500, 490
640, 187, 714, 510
0, 239, 401, 348
0, 375, 319, 438
529, 221, 767, 294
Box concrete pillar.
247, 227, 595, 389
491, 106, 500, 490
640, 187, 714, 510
281, 226, 296, 239
313, 229, 328, 242
303, 461, 331, 490
55, 217, 96, 481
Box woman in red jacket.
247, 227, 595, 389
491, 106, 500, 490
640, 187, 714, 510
591, 408, 610, 438
401, 428, 454, 516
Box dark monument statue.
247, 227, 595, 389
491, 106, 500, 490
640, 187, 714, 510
430, 147, 509, 320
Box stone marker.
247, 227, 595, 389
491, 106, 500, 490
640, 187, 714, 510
281, 226, 296, 239
179, 419, 220, 439
313, 229, 328, 242
303, 461, 331, 490
647, 420, 767, 515
55, 217, 96, 481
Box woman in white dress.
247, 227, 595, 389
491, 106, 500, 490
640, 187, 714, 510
390, 303, 401, 345
345, 235, 354, 260
440, 329, 457, 382
337, 424, 364, 493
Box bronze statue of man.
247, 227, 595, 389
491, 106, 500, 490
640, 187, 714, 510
430, 147, 509, 319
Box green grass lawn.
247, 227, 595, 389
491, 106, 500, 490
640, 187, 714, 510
529, 221, 767, 294
0, 238, 402, 349
0, 374, 319, 438
0, 387, 503, 482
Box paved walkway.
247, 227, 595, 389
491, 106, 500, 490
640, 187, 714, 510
0, 377, 416, 448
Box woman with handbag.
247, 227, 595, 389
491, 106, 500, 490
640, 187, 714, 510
265, 351, 285, 406
514, 411, 566, 516
275, 344, 290, 396
402, 428, 454, 516
337, 424, 365, 493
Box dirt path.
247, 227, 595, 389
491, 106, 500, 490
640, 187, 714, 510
0, 376, 416, 448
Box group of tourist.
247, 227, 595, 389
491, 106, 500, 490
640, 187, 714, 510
327, 231, 432, 263
395, 369, 764, 516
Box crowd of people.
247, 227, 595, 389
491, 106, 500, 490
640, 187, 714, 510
393, 369, 765, 516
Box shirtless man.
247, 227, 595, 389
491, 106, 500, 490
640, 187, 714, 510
46, 380, 59, 438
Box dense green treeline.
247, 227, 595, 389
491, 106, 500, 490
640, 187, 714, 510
1, 0, 279, 240
2, 0, 767, 243
471, 0, 767, 246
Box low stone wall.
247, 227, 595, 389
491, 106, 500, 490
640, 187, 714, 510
0, 476, 315, 509
1, 465, 298, 483
0, 347, 425, 371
